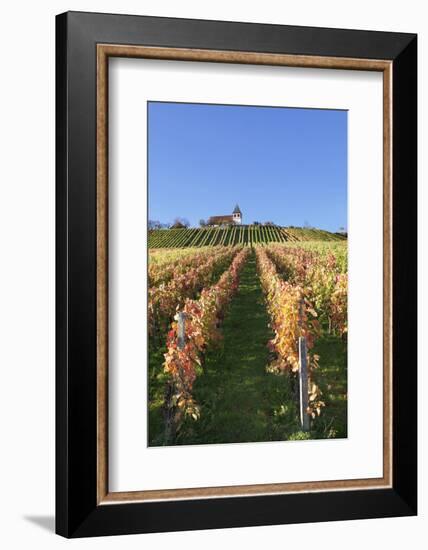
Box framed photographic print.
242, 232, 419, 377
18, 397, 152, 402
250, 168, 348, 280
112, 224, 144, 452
56, 11, 417, 538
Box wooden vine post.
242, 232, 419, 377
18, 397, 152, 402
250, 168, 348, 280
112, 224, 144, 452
177, 311, 186, 350
298, 336, 310, 431
298, 297, 310, 431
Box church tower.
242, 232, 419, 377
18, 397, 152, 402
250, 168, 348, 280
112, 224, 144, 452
232, 204, 242, 225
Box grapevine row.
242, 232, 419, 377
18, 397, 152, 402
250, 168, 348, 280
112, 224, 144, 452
267, 244, 347, 337
148, 247, 237, 341
255, 247, 325, 418
149, 247, 222, 287
163, 248, 250, 425
148, 225, 346, 248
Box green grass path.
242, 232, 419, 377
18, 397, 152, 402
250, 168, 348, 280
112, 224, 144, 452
177, 251, 301, 445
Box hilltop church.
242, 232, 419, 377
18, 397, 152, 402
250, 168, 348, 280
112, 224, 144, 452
207, 205, 242, 226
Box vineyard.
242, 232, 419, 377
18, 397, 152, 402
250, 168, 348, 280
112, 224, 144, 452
148, 241, 348, 446
148, 225, 346, 248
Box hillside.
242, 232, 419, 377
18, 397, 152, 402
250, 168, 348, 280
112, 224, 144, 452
148, 225, 346, 248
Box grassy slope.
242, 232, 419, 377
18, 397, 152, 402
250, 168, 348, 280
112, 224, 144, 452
310, 332, 348, 438
149, 225, 346, 248
148, 251, 347, 445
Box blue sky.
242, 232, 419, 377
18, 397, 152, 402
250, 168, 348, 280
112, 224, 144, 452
148, 102, 347, 232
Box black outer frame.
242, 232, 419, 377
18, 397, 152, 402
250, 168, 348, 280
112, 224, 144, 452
56, 11, 417, 538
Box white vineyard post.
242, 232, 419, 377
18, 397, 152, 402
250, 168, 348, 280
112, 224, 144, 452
165, 311, 187, 445
298, 336, 310, 431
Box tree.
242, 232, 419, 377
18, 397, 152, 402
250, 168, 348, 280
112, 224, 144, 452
199, 219, 207, 227
149, 219, 170, 230
171, 217, 190, 229
148, 219, 161, 230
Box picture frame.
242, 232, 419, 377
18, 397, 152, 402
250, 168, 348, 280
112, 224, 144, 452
56, 11, 417, 538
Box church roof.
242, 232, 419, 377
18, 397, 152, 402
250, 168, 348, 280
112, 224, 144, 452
233, 204, 242, 214
208, 215, 234, 224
